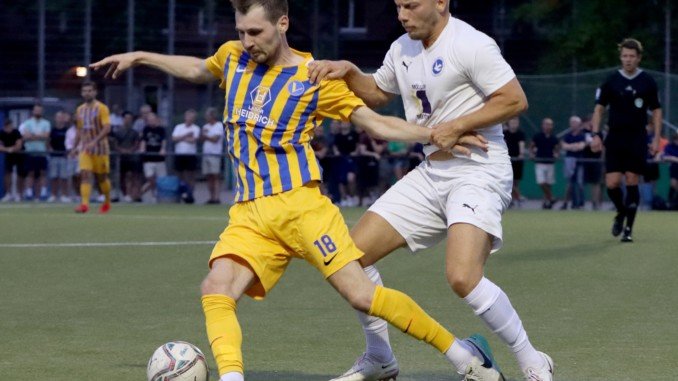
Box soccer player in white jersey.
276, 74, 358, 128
309, 1, 554, 380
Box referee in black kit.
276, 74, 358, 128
591, 38, 663, 243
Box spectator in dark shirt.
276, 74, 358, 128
116, 111, 142, 202
0, 119, 24, 202
332, 121, 359, 207
47, 111, 71, 202
581, 116, 603, 209
530, 118, 560, 209
662, 132, 678, 209
503, 117, 526, 207
357, 128, 387, 206
560, 116, 587, 209
140, 113, 167, 199
311, 124, 331, 197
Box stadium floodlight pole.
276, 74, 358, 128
206, 0, 215, 108
38, 0, 45, 100
85, 0, 92, 79
126, 0, 135, 111
167, 0, 176, 168
665, 0, 671, 126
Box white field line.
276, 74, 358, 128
0, 240, 215, 249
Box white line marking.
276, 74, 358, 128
0, 241, 215, 249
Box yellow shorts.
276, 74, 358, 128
79, 154, 110, 174
209, 182, 363, 300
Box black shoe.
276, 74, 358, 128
611, 214, 625, 237
620, 227, 633, 243
560, 202, 568, 210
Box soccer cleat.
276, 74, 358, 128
620, 227, 633, 243
523, 352, 554, 381
463, 334, 505, 381
611, 213, 625, 237
99, 202, 111, 214
329, 354, 399, 381
74, 204, 89, 213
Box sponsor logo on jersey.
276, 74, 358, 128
235, 63, 247, 73
402, 59, 411, 72
432, 57, 444, 76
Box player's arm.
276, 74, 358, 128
90, 52, 215, 84
430, 78, 528, 150
308, 60, 395, 109
84, 123, 111, 150
650, 108, 663, 155
349, 106, 487, 156
590, 104, 606, 152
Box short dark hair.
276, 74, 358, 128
618, 38, 643, 55
81, 80, 97, 90
4, 119, 13, 126
230, 0, 288, 24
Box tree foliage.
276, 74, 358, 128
513, 0, 670, 72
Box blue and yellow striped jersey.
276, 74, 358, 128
75, 100, 110, 155
205, 41, 365, 202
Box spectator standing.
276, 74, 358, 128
332, 121, 359, 207
591, 38, 662, 242
115, 111, 143, 202
140, 113, 167, 199
357, 129, 387, 206
201, 107, 225, 204
47, 111, 71, 202
560, 116, 586, 209
109, 104, 124, 134
64, 113, 79, 198
133, 104, 153, 134
19, 104, 51, 201
581, 117, 603, 210
530, 118, 559, 209
503, 117, 526, 207
172, 109, 200, 203
311, 124, 332, 196
0, 119, 24, 202
662, 132, 678, 209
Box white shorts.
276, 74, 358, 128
369, 158, 512, 253
535, 163, 555, 185
143, 162, 167, 178
202, 155, 222, 175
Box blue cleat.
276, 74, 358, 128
463, 334, 505, 381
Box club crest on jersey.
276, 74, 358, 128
634, 98, 644, 108
250, 86, 272, 108
432, 57, 444, 76
288, 80, 305, 97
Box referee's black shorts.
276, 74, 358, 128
604, 140, 646, 175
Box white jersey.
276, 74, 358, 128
373, 16, 515, 164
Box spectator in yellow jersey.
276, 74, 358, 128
90, 1, 490, 380
71, 81, 112, 214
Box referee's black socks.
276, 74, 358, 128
607, 187, 626, 216
625, 185, 640, 230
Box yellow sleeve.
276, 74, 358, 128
205, 41, 239, 83
99, 104, 111, 126
316, 79, 366, 122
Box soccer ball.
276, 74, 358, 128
147, 341, 209, 381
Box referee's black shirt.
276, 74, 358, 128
595, 70, 661, 137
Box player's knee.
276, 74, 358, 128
200, 270, 234, 297
445, 269, 476, 298
347, 290, 373, 313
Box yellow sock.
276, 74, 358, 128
80, 182, 92, 206
202, 294, 243, 376
98, 179, 111, 204
369, 285, 454, 353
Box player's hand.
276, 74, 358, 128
431, 122, 465, 151
307, 60, 352, 85
90, 52, 139, 80
590, 135, 603, 153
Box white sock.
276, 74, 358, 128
356, 265, 393, 362
445, 338, 479, 374
464, 277, 545, 371
220, 372, 244, 381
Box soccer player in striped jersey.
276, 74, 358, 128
91, 1, 499, 380
72, 81, 112, 214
